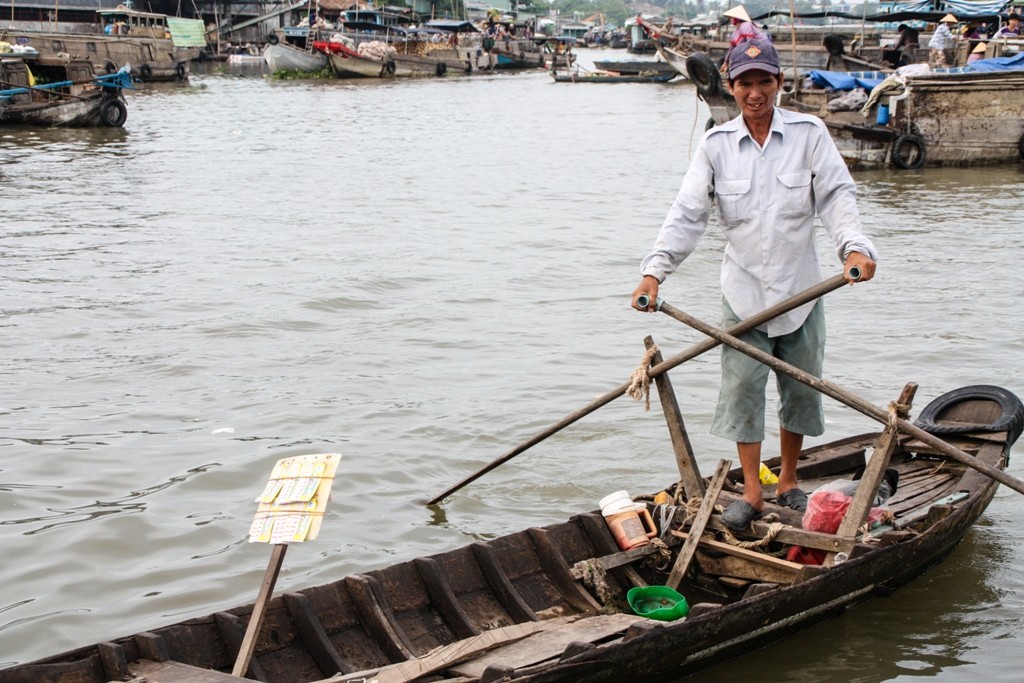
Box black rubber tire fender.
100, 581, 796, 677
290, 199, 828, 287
435, 61, 447, 77
914, 385, 1024, 446
685, 52, 720, 99
139, 63, 153, 80
891, 133, 926, 170
267, 33, 280, 45
823, 34, 845, 56
175, 62, 187, 80
384, 59, 396, 75
100, 98, 128, 127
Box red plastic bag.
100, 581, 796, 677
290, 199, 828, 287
801, 481, 887, 534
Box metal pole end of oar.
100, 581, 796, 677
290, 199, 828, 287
636, 294, 663, 311
848, 265, 862, 282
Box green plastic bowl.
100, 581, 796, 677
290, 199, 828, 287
627, 585, 690, 622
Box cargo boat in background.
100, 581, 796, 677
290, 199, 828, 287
0, 5, 206, 81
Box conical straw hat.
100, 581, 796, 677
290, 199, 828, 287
972, 41, 987, 53
940, 13, 958, 23
723, 6, 752, 22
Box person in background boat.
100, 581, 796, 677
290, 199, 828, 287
968, 41, 988, 62
883, 24, 920, 67
724, 6, 765, 47
631, 38, 877, 533
995, 13, 1021, 37
721, 6, 767, 74
928, 14, 959, 67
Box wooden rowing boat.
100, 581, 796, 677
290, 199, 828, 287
550, 69, 678, 83
2, 377, 1019, 683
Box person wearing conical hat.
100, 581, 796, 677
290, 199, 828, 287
928, 14, 958, 67
968, 41, 987, 62
724, 5, 766, 48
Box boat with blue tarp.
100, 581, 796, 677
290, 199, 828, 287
0, 56, 134, 127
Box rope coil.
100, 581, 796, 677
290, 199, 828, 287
627, 344, 659, 411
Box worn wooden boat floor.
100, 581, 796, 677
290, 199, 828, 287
2, 385, 1020, 683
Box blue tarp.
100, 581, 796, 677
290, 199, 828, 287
806, 70, 888, 91
964, 51, 1024, 71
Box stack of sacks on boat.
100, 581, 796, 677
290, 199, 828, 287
358, 41, 395, 59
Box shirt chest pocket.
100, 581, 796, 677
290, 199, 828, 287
714, 177, 751, 226
776, 170, 813, 219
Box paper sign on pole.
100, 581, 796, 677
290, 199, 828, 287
248, 453, 341, 544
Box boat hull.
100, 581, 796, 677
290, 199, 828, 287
784, 70, 1024, 169
3, 383, 1017, 683
263, 42, 328, 73
1, 30, 197, 81
693, 49, 1024, 169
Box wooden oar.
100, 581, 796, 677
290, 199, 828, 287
427, 272, 856, 505
657, 303, 1024, 497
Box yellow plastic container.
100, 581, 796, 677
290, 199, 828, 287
759, 463, 779, 485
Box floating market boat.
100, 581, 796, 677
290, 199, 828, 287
0, 56, 133, 128
689, 50, 1024, 169
591, 59, 678, 77
0, 6, 206, 81
316, 22, 469, 79
3, 271, 1021, 682
550, 68, 679, 83
263, 39, 329, 74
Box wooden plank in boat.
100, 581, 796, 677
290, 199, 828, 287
448, 613, 662, 677
323, 617, 580, 683
673, 531, 805, 577
131, 659, 250, 681
695, 552, 799, 585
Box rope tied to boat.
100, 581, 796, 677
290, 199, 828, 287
627, 343, 659, 411
719, 518, 785, 551
888, 398, 912, 426
643, 536, 673, 572
576, 559, 615, 607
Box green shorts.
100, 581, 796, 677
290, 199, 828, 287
710, 298, 825, 443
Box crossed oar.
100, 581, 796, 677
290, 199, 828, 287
428, 272, 1024, 504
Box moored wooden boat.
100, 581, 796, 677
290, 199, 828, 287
0, 57, 133, 128
316, 23, 470, 79
783, 66, 1024, 169
592, 58, 678, 77
550, 69, 679, 83
2, 372, 1019, 682
262, 30, 329, 74
0, 7, 205, 81
690, 47, 1024, 169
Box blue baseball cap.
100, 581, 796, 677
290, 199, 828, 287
728, 39, 781, 79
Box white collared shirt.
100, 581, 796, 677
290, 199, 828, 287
640, 107, 877, 337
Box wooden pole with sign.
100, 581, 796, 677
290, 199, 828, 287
234, 453, 342, 677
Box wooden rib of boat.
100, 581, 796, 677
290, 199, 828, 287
1, 381, 1020, 683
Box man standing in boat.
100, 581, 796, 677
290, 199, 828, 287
631, 39, 877, 532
